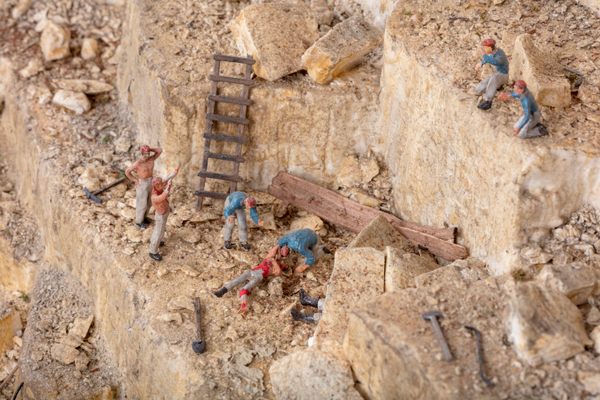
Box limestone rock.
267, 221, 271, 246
269, 349, 362, 400
519, 244, 553, 266
40, 21, 70, 62
19, 59, 43, 79
81, 38, 99, 60
588, 307, 600, 325
52, 90, 91, 114
348, 188, 380, 207
77, 166, 101, 191
0, 309, 22, 355
156, 312, 183, 325
289, 214, 324, 232
335, 155, 362, 187
125, 225, 143, 243
537, 262, 596, 305
592, 326, 600, 352
385, 246, 438, 292
70, 315, 93, 342
310, 0, 334, 26
510, 34, 571, 108
302, 16, 381, 84
579, 371, 600, 395
349, 215, 412, 252
313, 247, 385, 351
11, 0, 32, 19
415, 263, 467, 291
231, 3, 319, 81
267, 276, 283, 297
506, 282, 591, 366
52, 79, 113, 95
50, 343, 79, 365
167, 296, 193, 312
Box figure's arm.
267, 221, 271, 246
270, 259, 282, 276
164, 166, 180, 182
149, 147, 162, 160
125, 162, 138, 183
153, 190, 169, 202
266, 245, 279, 259
249, 207, 260, 225
297, 246, 316, 268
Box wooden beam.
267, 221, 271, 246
268, 172, 468, 261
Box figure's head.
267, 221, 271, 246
481, 38, 496, 54
140, 145, 152, 159
244, 196, 257, 209
279, 245, 290, 258
514, 80, 527, 95
152, 176, 166, 192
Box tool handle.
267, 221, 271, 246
193, 297, 202, 340
93, 177, 127, 196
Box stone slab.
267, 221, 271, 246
536, 262, 596, 305
348, 215, 412, 251
384, 246, 438, 292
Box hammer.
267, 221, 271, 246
83, 177, 126, 204
192, 297, 206, 354
422, 310, 454, 361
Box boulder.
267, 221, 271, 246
510, 34, 571, 108
269, 349, 362, 400
302, 16, 381, 84
81, 38, 99, 60
52, 79, 113, 94
536, 262, 596, 305
506, 282, 591, 366
40, 21, 70, 61
52, 90, 91, 114
230, 3, 319, 81
349, 215, 412, 252
384, 246, 438, 292
289, 214, 324, 232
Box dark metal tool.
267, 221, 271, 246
192, 297, 206, 354
83, 177, 126, 203
465, 325, 494, 387
422, 310, 454, 361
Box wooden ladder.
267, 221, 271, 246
195, 54, 255, 210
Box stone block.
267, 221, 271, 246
302, 16, 381, 84
348, 215, 412, 251
40, 21, 70, 62
536, 262, 596, 305
507, 282, 591, 366
384, 246, 438, 292
81, 38, 99, 60
510, 34, 571, 108
269, 349, 362, 400
0, 308, 22, 354
52, 90, 91, 114
313, 247, 385, 351
231, 3, 319, 81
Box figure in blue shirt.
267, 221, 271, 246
268, 228, 330, 275
498, 80, 548, 139
223, 191, 262, 251
474, 38, 509, 111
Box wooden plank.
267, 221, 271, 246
203, 132, 248, 144
206, 113, 249, 125
268, 172, 467, 260
214, 54, 256, 65
193, 190, 228, 199
208, 95, 252, 106
207, 152, 245, 162
209, 75, 255, 86
198, 171, 242, 182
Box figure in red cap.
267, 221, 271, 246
474, 38, 509, 110
125, 145, 162, 229
498, 80, 548, 139
222, 191, 262, 251
148, 167, 179, 261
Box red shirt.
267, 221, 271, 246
252, 259, 273, 279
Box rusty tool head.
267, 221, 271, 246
422, 310, 443, 321
192, 297, 206, 354
83, 187, 102, 203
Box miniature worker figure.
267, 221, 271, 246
213, 257, 286, 314
498, 80, 548, 139
125, 145, 162, 229
290, 289, 324, 324
148, 167, 179, 261
474, 38, 509, 111
268, 228, 329, 275
223, 191, 262, 251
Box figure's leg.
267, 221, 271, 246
158, 211, 169, 244
149, 214, 165, 260
135, 179, 151, 226
291, 308, 321, 323
214, 270, 252, 297
518, 113, 543, 139
474, 76, 491, 96
299, 288, 320, 308
241, 271, 263, 293
484, 73, 508, 101
237, 209, 250, 250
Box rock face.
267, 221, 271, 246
269, 349, 362, 400
510, 34, 571, 108
385, 246, 438, 292
536, 262, 596, 305
40, 21, 70, 61
231, 3, 319, 81
0, 308, 22, 355
302, 16, 381, 84
52, 90, 91, 114
506, 282, 591, 366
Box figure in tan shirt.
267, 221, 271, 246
125, 145, 162, 229
148, 167, 179, 261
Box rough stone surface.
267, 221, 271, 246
348, 215, 412, 251
384, 246, 438, 292
507, 282, 591, 366
81, 38, 99, 60
52, 79, 113, 95
18, 59, 43, 79
52, 90, 91, 114
269, 349, 362, 400
289, 214, 324, 232
231, 3, 319, 81
0, 308, 22, 355
302, 16, 381, 84
536, 262, 596, 305
40, 21, 70, 61
510, 34, 571, 108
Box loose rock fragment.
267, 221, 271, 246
81, 38, 99, 60
19, 59, 44, 79
40, 21, 71, 62
50, 343, 79, 365
385, 246, 438, 292
11, 0, 32, 19
302, 16, 382, 84
52, 90, 91, 114
52, 79, 113, 95
537, 262, 596, 305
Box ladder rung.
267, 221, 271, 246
194, 190, 228, 199
203, 133, 248, 144
213, 54, 255, 65
208, 95, 252, 106
207, 152, 245, 162
197, 171, 242, 182
209, 75, 255, 86
207, 113, 249, 125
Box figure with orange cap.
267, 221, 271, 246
223, 191, 262, 251
474, 38, 509, 110
148, 167, 179, 261
125, 145, 163, 229
498, 80, 548, 139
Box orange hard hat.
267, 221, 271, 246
514, 80, 527, 89
481, 38, 496, 47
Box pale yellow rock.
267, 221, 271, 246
536, 262, 596, 305
156, 312, 183, 325
591, 326, 600, 353
81, 38, 99, 60
52, 79, 113, 94
302, 16, 381, 84
19, 59, 43, 79
40, 21, 70, 61
231, 3, 319, 81
0, 309, 22, 354
289, 214, 324, 232
52, 90, 91, 114
510, 34, 571, 108
578, 0, 600, 16
335, 155, 362, 187
348, 188, 381, 207
11, 0, 32, 19
50, 342, 79, 364
384, 246, 438, 292
579, 371, 600, 395
348, 215, 412, 251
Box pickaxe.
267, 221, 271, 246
83, 177, 126, 204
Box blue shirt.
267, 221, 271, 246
481, 48, 509, 75
278, 229, 319, 267
223, 191, 259, 224
511, 89, 539, 130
